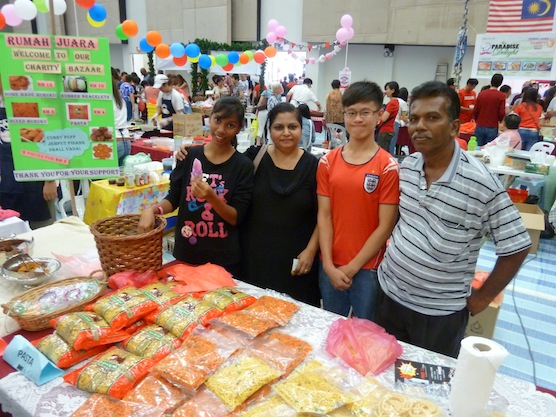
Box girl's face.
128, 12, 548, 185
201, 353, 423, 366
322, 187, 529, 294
385, 86, 394, 98
210, 112, 242, 146
270, 112, 301, 151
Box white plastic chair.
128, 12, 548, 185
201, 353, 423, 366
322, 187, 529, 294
57, 180, 86, 219
326, 123, 347, 150
529, 141, 555, 156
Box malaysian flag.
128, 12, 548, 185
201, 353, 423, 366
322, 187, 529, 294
487, 0, 556, 33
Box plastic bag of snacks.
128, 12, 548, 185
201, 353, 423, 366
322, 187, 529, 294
172, 386, 229, 417
371, 390, 444, 417
51, 312, 129, 350
64, 347, 154, 399
343, 376, 387, 417
251, 333, 311, 377
151, 327, 239, 392
91, 284, 182, 330
199, 288, 256, 313
123, 319, 149, 334
108, 270, 159, 290
33, 332, 106, 369
239, 395, 296, 417
210, 310, 279, 338
121, 324, 182, 361
245, 296, 299, 326
149, 296, 221, 339
205, 351, 283, 410
124, 375, 185, 414
274, 359, 355, 414
70, 393, 165, 417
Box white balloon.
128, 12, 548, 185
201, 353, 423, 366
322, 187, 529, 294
45, 0, 67, 15
14, 0, 38, 20
334, 45, 341, 52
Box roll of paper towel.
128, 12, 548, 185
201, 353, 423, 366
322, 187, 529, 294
449, 336, 509, 417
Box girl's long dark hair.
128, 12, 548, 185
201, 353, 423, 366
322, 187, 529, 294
112, 67, 123, 109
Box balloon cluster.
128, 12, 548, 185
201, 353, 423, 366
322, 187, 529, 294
0, 0, 68, 28
317, 14, 355, 63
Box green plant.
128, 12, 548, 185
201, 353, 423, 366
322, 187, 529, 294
147, 52, 155, 76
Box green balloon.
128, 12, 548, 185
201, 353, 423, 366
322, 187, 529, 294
34, 0, 49, 13
115, 25, 129, 41
244, 50, 254, 60
215, 53, 228, 66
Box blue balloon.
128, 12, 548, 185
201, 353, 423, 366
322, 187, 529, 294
170, 43, 185, 58
227, 51, 239, 64
139, 37, 154, 53
185, 43, 200, 58
88, 4, 107, 22
198, 54, 212, 69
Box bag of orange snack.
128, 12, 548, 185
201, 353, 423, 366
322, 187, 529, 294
34, 333, 106, 369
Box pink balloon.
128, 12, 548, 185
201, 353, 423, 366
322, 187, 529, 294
2, 4, 23, 26
326, 52, 334, 59
291, 52, 297, 59
336, 28, 349, 44
309, 57, 316, 64
275, 25, 287, 38
347, 27, 355, 40
267, 19, 279, 32
341, 14, 353, 28
266, 31, 277, 44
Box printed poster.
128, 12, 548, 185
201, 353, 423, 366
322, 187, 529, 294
472, 33, 556, 79
0, 33, 119, 181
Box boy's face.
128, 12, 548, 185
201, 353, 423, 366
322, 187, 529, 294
343, 100, 382, 141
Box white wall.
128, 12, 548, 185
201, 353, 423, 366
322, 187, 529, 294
311, 43, 478, 104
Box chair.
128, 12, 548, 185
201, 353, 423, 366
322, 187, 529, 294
57, 180, 87, 219
326, 123, 347, 150
529, 141, 555, 157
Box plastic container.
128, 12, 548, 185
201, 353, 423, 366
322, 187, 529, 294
507, 188, 529, 203
162, 157, 174, 172
468, 136, 477, 151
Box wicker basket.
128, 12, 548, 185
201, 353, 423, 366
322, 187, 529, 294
1, 270, 108, 331
90, 214, 166, 277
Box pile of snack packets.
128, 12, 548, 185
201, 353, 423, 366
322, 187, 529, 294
33, 282, 444, 417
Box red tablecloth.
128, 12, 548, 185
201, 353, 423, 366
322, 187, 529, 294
131, 139, 173, 162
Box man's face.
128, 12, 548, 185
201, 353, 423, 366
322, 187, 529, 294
408, 96, 460, 156
466, 83, 476, 92
240, 74, 247, 81
160, 83, 172, 93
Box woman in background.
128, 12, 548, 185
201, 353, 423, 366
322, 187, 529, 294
513, 88, 543, 150
298, 104, 316, 152
325, 79, 344, 127
112, 68, 130, 166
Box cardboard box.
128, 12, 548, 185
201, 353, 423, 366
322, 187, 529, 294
173, 113, 203, 138
514, 203, 545, 254
465, 302, 501, 340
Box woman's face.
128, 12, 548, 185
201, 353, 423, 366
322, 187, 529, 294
270, 112, 301, 152
385, 86, 394, 98
210, 112, 242, 146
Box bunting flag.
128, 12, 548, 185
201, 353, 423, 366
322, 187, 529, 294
487, 0, 556, 33
253, 37, 340, 52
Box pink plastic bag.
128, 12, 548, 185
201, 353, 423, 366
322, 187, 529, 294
325, 317, 403, 376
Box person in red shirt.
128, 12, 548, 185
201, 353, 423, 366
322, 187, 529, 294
458, 78, 478, 124
473, 73, 506, 146
377, 81, 400, 151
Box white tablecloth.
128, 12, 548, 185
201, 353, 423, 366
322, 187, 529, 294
0, 222, 555, 416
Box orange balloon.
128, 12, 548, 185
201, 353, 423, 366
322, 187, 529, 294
254, 50, 266, 64
155, 43, 171, 59
264, 46, 277, 58
146, 30, 162, 47
239, 53, 249, 65
0, 12, 5, 30
121, 20, 138, 37
222, 63, 234, 71
173, 55, 187, 66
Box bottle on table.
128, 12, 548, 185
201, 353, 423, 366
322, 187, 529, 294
468, 136, 477, 151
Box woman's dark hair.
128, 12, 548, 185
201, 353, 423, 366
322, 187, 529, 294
264, 103, 301, 143
522, 88, 539, 109
411, 81, 460, 121
331, 79, 341, 89
398, 87, 409, 102
111, 67, 123, 109
297, 104, 311, 119
385, 81, 400, 97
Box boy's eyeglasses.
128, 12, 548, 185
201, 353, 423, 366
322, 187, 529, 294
343, 109, 380, 119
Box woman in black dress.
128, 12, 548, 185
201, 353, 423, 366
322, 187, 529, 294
240, 103, 320, 306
